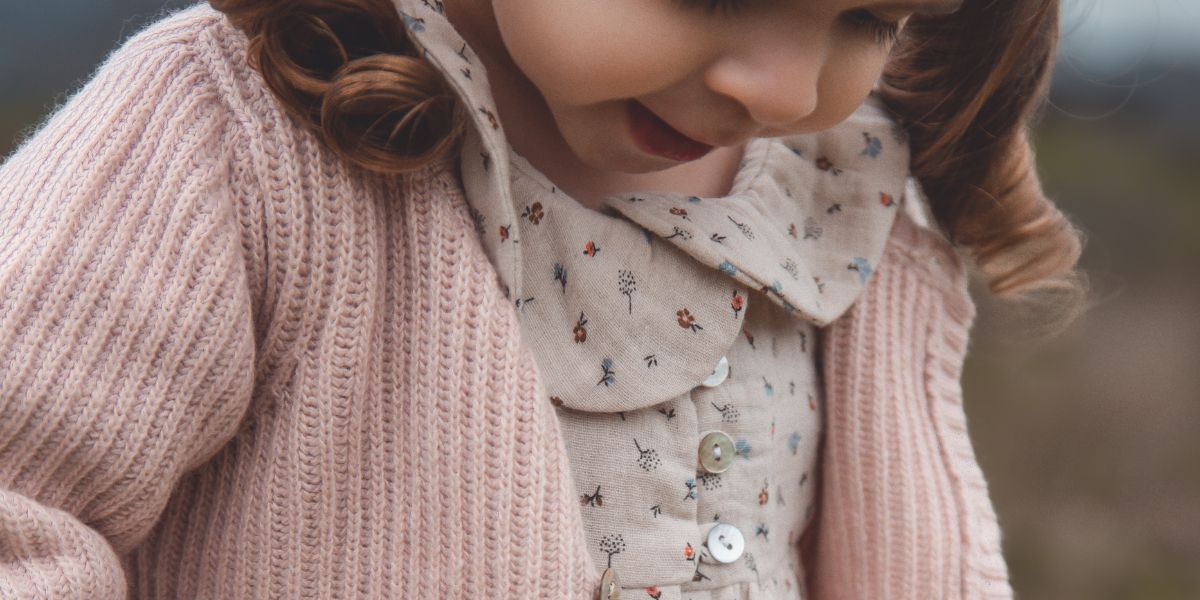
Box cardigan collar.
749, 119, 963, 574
393, 0, 910, 327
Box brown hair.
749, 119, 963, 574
208, 0, 1089, 329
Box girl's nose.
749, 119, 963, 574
703, 42, 822, 129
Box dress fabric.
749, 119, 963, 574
394, 2, 912, 598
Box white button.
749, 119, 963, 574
706, 522, 745, 563
701, 355, 729, 387
598, 567, 621, 599
697, 430, 735, 474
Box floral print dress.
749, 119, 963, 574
394, 2, 912, 598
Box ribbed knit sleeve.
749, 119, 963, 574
0, 15, 255, 600
803, 211, 1013, 599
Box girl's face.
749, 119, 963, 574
447, 0, 960, 183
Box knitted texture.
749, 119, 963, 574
0, 3, 1011, 598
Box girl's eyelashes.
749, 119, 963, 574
674, 0, 748, 17
673, 0, 904, 47
841, 10, 903, 46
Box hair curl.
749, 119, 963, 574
209, 0, 1089, 332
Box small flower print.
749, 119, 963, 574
399, 12, 425, 32
582, 240, 601, 257
788, 222, 798, 238
758, 480, 769, 505
581, 484, 604, 507
665, 226, 693, 241
644, 354, 658, 367
718, 260, 738, 277
597, 357, 616, 387
788, 431, 802, 455
762, 376, 774, 397
816, 156, 843, 175
573, 312, 588, 342
781, 257, 800, 280
808, 393, 817, 412
848, 257, 872, 283
813, 276, 826, 294
735, 438, 751, 459
711, 401, 740, 424
710, 231, 728, 244
731, 290, 745, 318
687, 195, 702, 204
600, 533, 626, 567
467, 206, 485, 237
827, 202, 843, 214
669, 206, 691, 220
550, 396, 563, 407
618, 269, 638, 314
880, 191, 896, 207
727, 214, 755, 240
755, 523, 770, 541
658, 406, 676, 421
650, 504, 662, 518
522, 201, 544, 224
479, 106, 499, 130
646, 586, 663, 599
684, 542, 696, 560
499, 224, 511, 242
803, 217, 823, 240
676, 308, 703, 332
683, 479, 698, 501
553, 262, 568, 293
633, 438, 662, 471
861, 131, 883, 158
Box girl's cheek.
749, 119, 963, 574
492, 0, 696, 104
800, 51, 891, 133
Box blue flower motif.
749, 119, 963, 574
688, 196, 702, 204
771, 279, 783, 293
718, 260, 738, 276
735, 438, 751, 459
849, 257, 872, 283
788, 431, 802, 455
400, 12, 424, 32
861, 132, 882, 158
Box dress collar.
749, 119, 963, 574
393, 0, 910, 326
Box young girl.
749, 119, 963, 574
0, 0, 1086, 598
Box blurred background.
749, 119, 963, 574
2, 1, 1197, 598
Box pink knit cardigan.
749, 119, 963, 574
0, 4, 1012, 598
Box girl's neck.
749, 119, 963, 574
443, 0, 748, 212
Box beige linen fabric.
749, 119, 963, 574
394, 2, 911, 598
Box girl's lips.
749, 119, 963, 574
627, 100, 714, 162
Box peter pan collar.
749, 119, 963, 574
393, 0, 910, 326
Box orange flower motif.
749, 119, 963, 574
758, 487, 769, 505
880, 192, 895, 207
573, 313, 588, 343
582, 240, 601, 257
645, 586, 662, 599
683, 542, 695, 560
676, 308, 701, 332
731, 290, 745, 317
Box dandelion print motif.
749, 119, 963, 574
599, 533, 626, 567
633, 438, 661, 471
